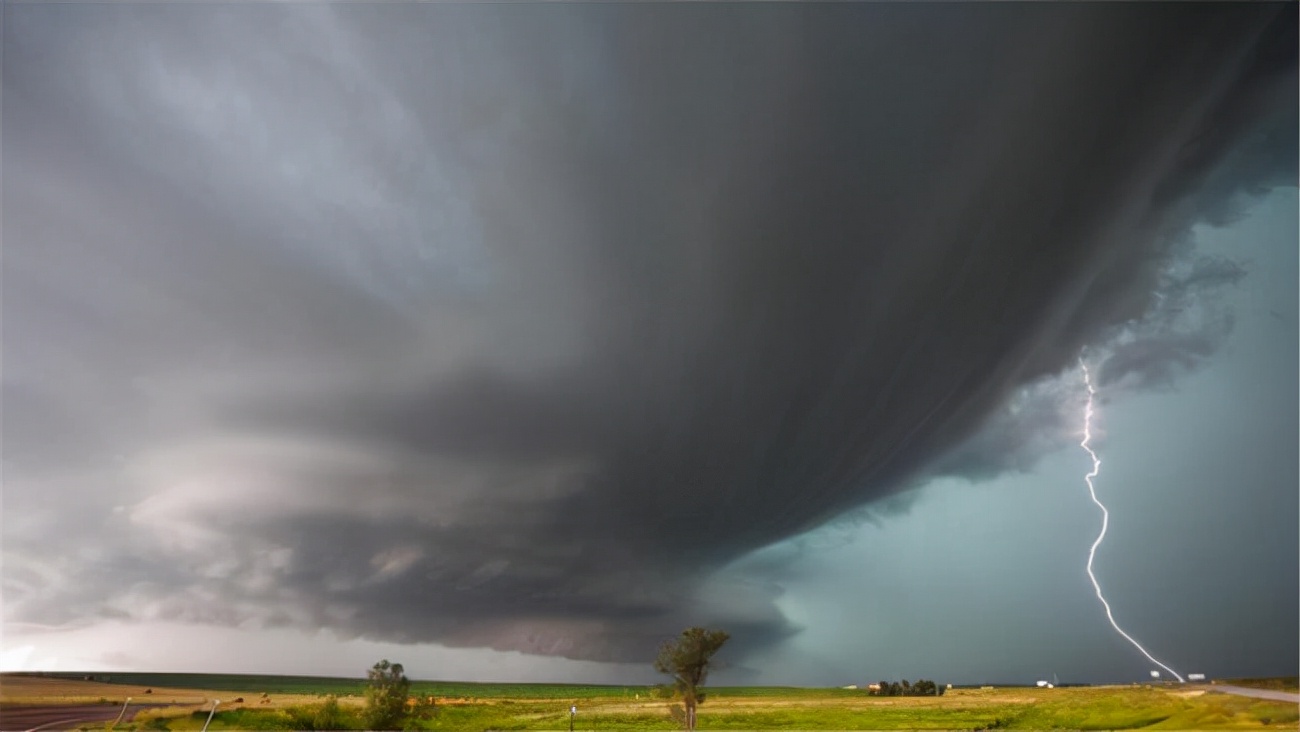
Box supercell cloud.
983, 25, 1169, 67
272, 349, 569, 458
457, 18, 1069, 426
3, 4, 1296, 663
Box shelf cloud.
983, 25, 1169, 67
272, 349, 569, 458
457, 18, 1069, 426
3, 3, 1295, 663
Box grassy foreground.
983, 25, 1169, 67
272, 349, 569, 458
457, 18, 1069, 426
3, 673, 1296, 730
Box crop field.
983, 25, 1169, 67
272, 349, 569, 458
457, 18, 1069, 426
2, 673, 1297, 730
15, 672, 658, 700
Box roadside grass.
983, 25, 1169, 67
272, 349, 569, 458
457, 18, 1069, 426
166, 708, 300, 730
128, 702, 370, 731
1148, 694, 1300, 730
966, 686, 1299, 731
999, 687, 1183, 730
414, 703, 546, 731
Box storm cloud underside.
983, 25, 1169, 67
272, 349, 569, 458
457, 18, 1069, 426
3, 4, 1296, 663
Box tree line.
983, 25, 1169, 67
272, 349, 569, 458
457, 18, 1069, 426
871, 678, 943, 696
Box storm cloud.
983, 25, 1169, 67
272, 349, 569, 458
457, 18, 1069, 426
3, 3, 1296, 664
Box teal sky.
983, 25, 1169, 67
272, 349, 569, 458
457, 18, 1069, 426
737, 189, 1297, 686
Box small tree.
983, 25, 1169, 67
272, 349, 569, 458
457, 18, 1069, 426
654, 627, 729, 731
364, 659, 411, 730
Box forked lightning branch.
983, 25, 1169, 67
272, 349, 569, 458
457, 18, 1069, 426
1078, 359, 1184, 683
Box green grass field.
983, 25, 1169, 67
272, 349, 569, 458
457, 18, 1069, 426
47, 672, 653, 699
19, 673, 1299, 731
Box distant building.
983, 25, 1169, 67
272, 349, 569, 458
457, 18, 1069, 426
867, 683, 882, 692
842, 684, 858, 690
1187, 673, 1206, 681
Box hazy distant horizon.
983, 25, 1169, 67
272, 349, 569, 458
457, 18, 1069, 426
8, 669, 1269, 690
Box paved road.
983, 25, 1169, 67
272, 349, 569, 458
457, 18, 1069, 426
1202, 684, 1300, 703
0, 703, 171, 732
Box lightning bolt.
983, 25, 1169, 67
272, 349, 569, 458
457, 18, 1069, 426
1079, 358, 1184, 683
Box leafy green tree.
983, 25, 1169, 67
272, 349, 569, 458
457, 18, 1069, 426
364, 659, 411, 730
654, 627, 729, 730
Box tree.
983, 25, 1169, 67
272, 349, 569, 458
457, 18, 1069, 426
654, 627, 729, 731
364, 659, 411, 730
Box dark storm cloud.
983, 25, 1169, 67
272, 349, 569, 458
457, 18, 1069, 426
1094, 254, 1251, 390
4, 3, 1296, 663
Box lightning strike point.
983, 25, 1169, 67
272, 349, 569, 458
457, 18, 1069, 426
1079, 358, 1184, 683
